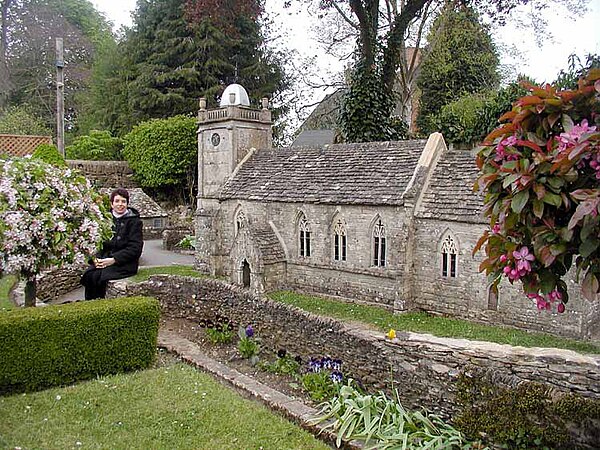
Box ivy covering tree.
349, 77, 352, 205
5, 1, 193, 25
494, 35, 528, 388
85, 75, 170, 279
475, 70, 600, 311
416, 4, 499, 135
302, 0, 545, 143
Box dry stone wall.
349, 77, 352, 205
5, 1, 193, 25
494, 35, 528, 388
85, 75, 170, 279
108, 275, 600, 420
67, 160, 137, 189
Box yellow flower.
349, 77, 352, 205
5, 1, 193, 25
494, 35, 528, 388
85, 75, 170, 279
386, 329, 396, 340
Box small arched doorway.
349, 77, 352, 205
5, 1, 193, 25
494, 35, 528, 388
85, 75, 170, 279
242, 259, 251, 288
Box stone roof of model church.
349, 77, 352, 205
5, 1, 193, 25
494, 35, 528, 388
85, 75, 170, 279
219, 140, 427, 206
415, 148, 486, 224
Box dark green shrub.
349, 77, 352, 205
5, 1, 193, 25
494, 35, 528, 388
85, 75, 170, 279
0, 296, 160, 394
122, 115, 197, 202
455, 370, 600, 449
32, 143, 67, 167
433, 93, 488, 145
473, 81, 528, 140
66, 130, 124, 161
0, 105, 51, 136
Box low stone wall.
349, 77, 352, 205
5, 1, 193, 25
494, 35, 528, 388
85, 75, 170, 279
108, 275, 600, 422
37, 267, 84, 302
67, 160, 137, 189
162, 227, 193, 251
10, 267, 84, 305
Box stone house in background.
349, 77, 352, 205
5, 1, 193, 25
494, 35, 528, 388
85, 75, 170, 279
195, 84, 599, 341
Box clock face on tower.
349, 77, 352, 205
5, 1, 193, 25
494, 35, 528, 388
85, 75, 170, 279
211, 132, 221, 147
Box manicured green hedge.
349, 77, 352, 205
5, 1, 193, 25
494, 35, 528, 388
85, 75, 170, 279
0, 296, 160, 394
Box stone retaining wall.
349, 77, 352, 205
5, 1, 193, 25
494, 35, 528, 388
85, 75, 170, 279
108, 275, 600, 422
67, 160, 137, 188
162, 227, 194, 251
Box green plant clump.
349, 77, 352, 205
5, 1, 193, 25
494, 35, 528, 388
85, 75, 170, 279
0, 296, 160, 394
205, 322, 234, 344
32, 143, 67, 167
261, 350, 301, 377
238, 324, 260, 364
455, 370, 600, 449
66, 130, 124, 161
315, 383, 472, 449
176, 234, 196, 250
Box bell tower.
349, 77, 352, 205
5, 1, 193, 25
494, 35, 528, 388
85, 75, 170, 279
195, 83, 272, 273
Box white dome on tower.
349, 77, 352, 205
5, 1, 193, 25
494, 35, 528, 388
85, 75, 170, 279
220, 83, 251, 107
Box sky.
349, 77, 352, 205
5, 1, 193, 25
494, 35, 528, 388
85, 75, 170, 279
92, 0, 600, 103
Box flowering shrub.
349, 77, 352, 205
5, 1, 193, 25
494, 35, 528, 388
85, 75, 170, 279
474, 70, 600, 311
0, 157, 112, 282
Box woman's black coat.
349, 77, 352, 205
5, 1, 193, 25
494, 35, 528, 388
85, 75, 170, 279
96, 207, 144, 282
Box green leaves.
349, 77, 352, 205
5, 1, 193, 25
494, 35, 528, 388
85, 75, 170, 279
511, 190, 529, 213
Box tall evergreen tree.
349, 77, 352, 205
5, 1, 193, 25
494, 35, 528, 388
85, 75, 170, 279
416, 4, 499, 134
93, 0, 287, 136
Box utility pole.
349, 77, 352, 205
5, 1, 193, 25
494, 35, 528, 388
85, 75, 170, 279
56, 37, 64, 156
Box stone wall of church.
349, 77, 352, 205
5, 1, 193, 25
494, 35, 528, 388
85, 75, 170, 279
216, 200, 407, 306
412, 218, 597, 340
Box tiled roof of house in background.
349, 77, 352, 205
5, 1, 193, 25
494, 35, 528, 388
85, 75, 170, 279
292, 129, 336, 147
219, 140, 427, 206
0, 134, 52, 157
416, 148, 486, 223
101, 188, 167, 219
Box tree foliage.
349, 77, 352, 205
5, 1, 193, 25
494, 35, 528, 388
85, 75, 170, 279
0, 105, 52, 135
416, 4, 499, 134
122, 115, 197, 202
301, 0, 566, 142
474, 70, 600, 311
0, 0, 115, 134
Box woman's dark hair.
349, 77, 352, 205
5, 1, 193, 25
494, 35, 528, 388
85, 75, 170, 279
110, 188, 130, 203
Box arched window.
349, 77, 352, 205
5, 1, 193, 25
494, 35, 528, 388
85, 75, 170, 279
440, 234, 458, 277
333, 219, 347, 261
299, 215, 311, 257
372, 218, 386, 267
235, 210, 246, 235
487, 284, 498, 310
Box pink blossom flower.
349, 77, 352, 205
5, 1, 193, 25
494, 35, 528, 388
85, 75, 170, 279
557, 303, 565, 313
513, 247, 535, 273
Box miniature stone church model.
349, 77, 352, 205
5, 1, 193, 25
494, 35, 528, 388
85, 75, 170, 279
195, 83, 599, 341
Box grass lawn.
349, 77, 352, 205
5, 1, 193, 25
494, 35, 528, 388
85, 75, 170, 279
0, 274, 17, 311
130, 265, 205, 282
0, 361, 329, 450
269, 291, 600, 354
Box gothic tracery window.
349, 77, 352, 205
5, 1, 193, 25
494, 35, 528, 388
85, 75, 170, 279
235, 210, 246, 235
372, 218, 386, 267
441, 234, 458, 278
333, 219, 347, 261
299, 215, 311, 257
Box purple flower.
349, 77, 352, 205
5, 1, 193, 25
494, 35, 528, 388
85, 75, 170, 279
245, 325, 254, 338
308, 357, 322, 373
330, 371, 343, 384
